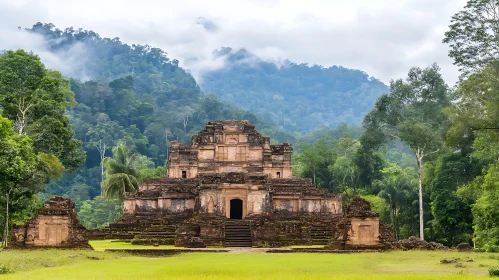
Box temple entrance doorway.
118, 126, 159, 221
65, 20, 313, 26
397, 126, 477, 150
230, 199, 243, 219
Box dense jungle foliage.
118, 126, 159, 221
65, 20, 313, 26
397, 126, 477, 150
201, 47, 388, 133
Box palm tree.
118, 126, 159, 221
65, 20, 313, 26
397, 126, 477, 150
101, 143, 140, 201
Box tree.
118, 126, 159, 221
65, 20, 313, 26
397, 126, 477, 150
470, 164, 499, 248
443, 0, 499, 76
0, 115, 39, 246
177, 106, 195, 133
374, 165, 416, 240
0, 50, 84, 245
446, 62, 499, 248
101, 143, 140, 201
0, 50, 84, 171
294, 138, 337, 188
329, 137, 361, 193
429, 152, 474, 246
77, 197, 122, 229
363, 64, 449, 240
86, 113, 124, 191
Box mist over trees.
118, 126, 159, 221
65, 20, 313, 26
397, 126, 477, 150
201, 47, 388, 133
16, 23, 298, 229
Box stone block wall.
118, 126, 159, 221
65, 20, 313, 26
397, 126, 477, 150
249, 214, 343, 247
11, 197, 89, 248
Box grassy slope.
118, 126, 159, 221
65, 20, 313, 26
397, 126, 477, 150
0, 250, 498, 279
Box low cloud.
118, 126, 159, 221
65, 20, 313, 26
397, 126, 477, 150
196, 17, 219, 33
0, 0, 467, 85
0, 23, 90, 80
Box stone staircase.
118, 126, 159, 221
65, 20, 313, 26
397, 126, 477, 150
131, 224, 177, 245
310, 225, 333, 245
225, 220, 252, 247
88, 214, 189, 245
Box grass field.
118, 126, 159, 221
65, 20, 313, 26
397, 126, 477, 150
90, 240, 178, 251
0, 247, 498, 279
89, 240, 324, 251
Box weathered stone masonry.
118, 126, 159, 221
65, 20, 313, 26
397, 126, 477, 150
96, 120, 388, 248
11, 197, 90, 248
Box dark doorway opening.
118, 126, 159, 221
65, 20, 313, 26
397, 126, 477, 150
182, 171, 187, 178
230, 199, 243, 219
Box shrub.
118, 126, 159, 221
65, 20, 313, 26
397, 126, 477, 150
0, 263, 11, 274
484, 244, 499, 253
489, 266, 499, 277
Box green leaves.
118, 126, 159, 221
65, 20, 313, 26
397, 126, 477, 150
361, 64, 449, 240
443, 0, 499, 76
77, 197, 122, 229
101, 143, 140, 201
0, 50, 85, 171
364, 64, 449, 159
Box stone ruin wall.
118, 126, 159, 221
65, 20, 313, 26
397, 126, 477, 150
114, 121, 388, 248
106, 197, 387, 248
11, 197, 89, 248
166, 120, 293, 180
123, 175, 342, 218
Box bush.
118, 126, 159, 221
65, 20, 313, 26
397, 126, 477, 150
0, 263, 11, 274
489, 266, 499, 277
484, 244, 499, 253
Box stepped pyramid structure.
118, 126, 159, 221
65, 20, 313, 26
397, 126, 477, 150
96, 121, 388, 248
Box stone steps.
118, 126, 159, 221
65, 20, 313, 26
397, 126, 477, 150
309, 226, 333, 244
225, 221, 252, 247
131, 223, 177, 245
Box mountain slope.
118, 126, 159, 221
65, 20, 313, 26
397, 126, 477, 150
25, 23, 292, 199
200, 47, 388, 133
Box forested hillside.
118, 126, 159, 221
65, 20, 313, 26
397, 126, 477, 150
200, 47, 388, 133
22, 23, 297, 220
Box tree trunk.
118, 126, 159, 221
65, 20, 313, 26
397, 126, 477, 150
165, 130, 169, 161
98, 140, 106, 196
392, 206, 398, 240
416, 155, 424, 240
3, 190, 10, 247
183, 117, 189, 133
312, 167, 316, 187
100, 149, 104, 196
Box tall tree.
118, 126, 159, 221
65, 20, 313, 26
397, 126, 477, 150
0, 114, 39, 246
429, 152, 474, 246
446, 62, 499, 248
363, 64, 449, 240
0, 50, 85, 171
0, 50, 84, 245
443, 0, 499, 76
102, 143, 140, 201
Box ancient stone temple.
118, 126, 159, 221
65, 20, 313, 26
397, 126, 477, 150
11, 197, 90, 248
96, 120, 387, 248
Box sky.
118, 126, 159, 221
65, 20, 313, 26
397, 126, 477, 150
0, 0, 467, 85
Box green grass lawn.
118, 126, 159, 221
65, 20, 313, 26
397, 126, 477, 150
0, 249, 498, 279
90, 240, 178, 251
283, 245, 325, 249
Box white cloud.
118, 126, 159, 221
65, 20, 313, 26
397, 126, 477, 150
0, 0, 467, 84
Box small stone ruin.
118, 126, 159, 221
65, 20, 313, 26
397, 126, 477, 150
10, 196, 89, 248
